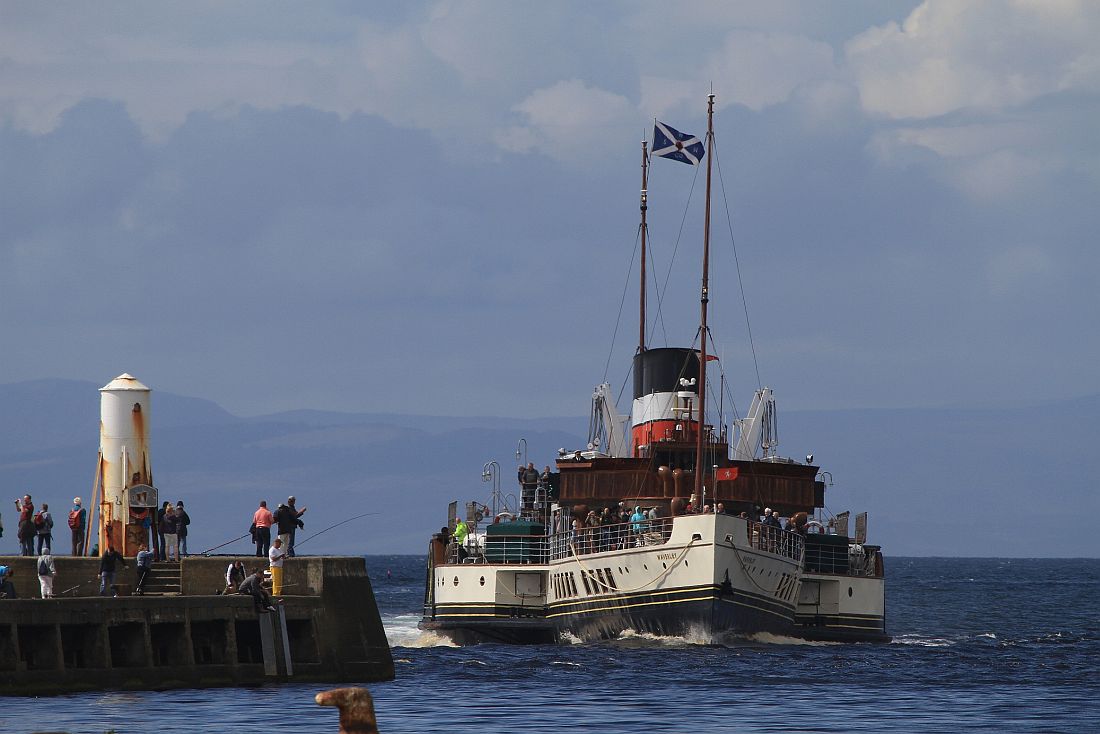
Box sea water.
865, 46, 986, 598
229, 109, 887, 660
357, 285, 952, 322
1, 556, 1097, 733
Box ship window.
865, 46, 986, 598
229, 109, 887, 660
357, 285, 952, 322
569, 573, 579, 597
848, 587, 853, 597
453, 576, 459, 586
604, 569, 617, 589
479, 576, 485, 586
595, 568, 607, 592
581, 572, 592, 595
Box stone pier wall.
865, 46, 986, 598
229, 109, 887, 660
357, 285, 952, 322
0, 555, 394, 695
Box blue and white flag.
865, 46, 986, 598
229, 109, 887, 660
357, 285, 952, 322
652, 121, 705, 165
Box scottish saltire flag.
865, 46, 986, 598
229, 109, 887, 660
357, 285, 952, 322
652, 121, 705, 165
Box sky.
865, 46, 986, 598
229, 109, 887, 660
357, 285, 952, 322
2, 0, 1099, 422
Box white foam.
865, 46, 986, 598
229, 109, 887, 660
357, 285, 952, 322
891, 634, 955, 647
383, 614, 457, 648
747, 631, 841, 646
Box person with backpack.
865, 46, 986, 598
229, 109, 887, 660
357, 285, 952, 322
68, 497, 87, 556
37, 546, 56, 598
34, 502, 54, 555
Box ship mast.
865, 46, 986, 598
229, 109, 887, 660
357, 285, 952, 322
639, 139, 649, 353
694, 93, 715, 500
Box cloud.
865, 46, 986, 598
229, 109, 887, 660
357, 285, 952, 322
496, 80, 636, 164
642, 30, 837, 120
847, 0, 1100, 119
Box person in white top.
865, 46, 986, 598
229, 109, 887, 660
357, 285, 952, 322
268, 537, 287, 596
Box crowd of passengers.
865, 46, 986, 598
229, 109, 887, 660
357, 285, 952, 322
556, 499, 838, 555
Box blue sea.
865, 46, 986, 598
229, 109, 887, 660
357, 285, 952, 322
1, 556, 1097, 733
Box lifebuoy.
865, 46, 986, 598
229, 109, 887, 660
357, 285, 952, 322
493, 512, 514, 524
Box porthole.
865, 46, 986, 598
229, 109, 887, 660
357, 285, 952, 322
848, 586, 853, 597
480, 576, 486, 586
662, 562, 667, 569
643, 564, 648, 570
453, 576, 459, 586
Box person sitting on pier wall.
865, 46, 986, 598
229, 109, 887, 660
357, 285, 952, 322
99, 543, 127, 597
239, 567, 275, 612
269, 537, 287, 596
69, 498, 87, 556
0, 567, 16, 598
225, 560, 247, 594
37, 547, 56, 598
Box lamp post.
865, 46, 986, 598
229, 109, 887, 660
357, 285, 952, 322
516, 438, 527, 467
482, 460, 501, 516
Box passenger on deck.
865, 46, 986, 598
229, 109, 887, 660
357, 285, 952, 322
585, 510, 599, 553
826, 518, 837, 535
716, 503, 726, 515
570, 514, 584, 553
630, 506, 647, 545
599, 507, 613, 551
454, 518, 469, 561
702, 504, 712, 514
617, 503, 630, 549
521, 462, 539, 514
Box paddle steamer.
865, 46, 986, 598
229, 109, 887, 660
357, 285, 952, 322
420, 95, 888, 645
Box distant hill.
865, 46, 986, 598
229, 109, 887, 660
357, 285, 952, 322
0, 378, 1096, 558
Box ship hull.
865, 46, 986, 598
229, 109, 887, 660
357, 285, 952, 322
421, 514, 887, 644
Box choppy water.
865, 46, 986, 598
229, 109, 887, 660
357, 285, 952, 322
2, 556, 1097, 733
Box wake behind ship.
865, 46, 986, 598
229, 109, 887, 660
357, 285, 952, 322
420, 96, 888, 646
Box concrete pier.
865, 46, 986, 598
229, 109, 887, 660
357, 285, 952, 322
0, 555, 394, 695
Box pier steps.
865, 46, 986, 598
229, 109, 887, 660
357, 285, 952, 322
138, 561, 182, 595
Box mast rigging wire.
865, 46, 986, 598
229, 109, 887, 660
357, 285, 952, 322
712, 138, 763, 391
649, 162, 702, 347
602, 225, 642, 384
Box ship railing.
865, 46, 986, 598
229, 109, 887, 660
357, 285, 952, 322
745, 520, 804, 563
443, 533, 550, 565
548, 519, 672, 561
847, 544, 883, 578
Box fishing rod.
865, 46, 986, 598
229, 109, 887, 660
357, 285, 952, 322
200, 533, 251, 556
293, 511, 378, 550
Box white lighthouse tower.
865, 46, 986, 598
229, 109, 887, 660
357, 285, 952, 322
97, 373, 156, 556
